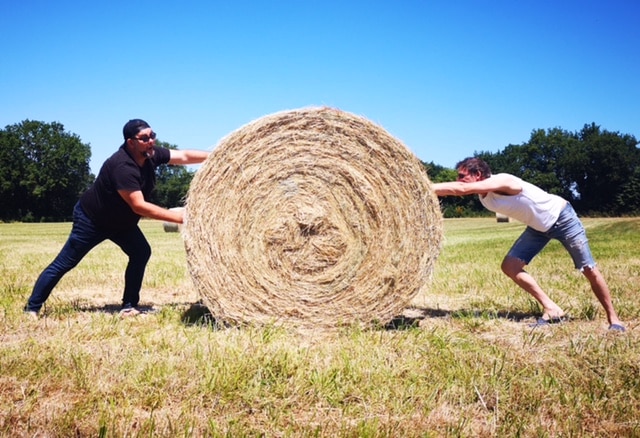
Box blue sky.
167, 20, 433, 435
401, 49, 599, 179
2, 0, 639, 174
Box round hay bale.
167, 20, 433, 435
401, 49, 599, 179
183, 107, 443, 328
496, 213, 510, 223
163, 222, 180, 232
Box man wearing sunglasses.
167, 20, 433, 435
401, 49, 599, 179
25, 119, 210, 318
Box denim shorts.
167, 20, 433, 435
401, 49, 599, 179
506, 203, 596, 270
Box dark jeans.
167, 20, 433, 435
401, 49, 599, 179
25, 202, 151, 313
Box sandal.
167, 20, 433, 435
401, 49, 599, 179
608, 323, 626, 332
530, 315, 568, 328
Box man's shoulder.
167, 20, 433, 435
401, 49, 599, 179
482, 174, 523, 195
99, 148, 138, 180
491, 173, 518, 179
490, 173, 523, 185
152, 146, 171, 164
104, 147, 136, 168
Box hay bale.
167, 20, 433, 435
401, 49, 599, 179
496, 213, 510, 223
183, 107, 442, 328
163, 222, 180, 232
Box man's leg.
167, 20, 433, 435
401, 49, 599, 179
581, 266, 623, 327
110, 226, 151, 309
501, 256, 565, 319
25, 203, 105, 313
552, 204, 624, 329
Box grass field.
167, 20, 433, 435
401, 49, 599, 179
1, 217, 639, 437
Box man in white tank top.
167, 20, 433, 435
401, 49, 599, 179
433, 157, 624, 331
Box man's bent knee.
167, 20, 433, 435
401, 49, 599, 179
501, 256, 526, 278
581, 264, 601, 280
130, 243, 151, 263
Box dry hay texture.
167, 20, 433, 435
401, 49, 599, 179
184, 107, 442, 328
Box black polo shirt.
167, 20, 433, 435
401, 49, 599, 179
79, 145, 171, 231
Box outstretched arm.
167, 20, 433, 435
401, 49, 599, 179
433, 174, 522, 197
168, 149, 210, 165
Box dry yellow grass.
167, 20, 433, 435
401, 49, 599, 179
2, 218, 639, 437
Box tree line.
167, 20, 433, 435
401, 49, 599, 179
425, 123, 640, 217
1, 120, 638, 222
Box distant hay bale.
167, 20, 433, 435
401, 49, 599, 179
163, 222, 180, 232
183, 107, 443, 328
496, 213, 510, 223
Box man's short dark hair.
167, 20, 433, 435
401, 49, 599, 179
122, 119, 150, 140
455, 157, 492, 178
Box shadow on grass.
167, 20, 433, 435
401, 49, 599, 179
175, 302, 541, 332
180, 302, 230, 329
384, 307, 538, 331
64, 301, 231, 329
47, 302, 160, 317
69, 302, 541, 331
63, 301, 209, 319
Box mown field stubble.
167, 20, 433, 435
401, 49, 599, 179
1, 218, 639, 437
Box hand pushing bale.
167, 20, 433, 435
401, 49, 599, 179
183, 107, 443, 328
163, 207, 185, 232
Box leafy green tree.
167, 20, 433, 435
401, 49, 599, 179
0, 120, 93, 222
422, 161, 485, 217
478, 128, 577, 201
151, 140, 195, 208
422, 120, 640, 218
477, 124, 639, 215
616, 166, 640, 214
0, 129, 29, 221
565, 123, 640, 214
422, 161, 454, 183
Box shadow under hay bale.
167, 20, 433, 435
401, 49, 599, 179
180, 302, 226, 328
183, 107, 443, 329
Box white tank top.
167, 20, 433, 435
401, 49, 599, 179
479, 174, 567, 232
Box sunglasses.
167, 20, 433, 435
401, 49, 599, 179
134, 132, 157, 142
